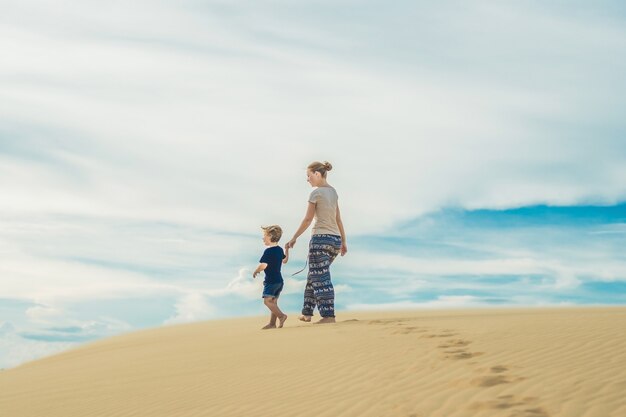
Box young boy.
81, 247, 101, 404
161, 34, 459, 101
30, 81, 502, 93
253, 225, 289, 329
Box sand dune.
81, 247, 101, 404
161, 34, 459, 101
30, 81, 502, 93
1, 307, 626, 417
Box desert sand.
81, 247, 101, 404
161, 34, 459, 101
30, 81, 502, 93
1, 307, 625, 417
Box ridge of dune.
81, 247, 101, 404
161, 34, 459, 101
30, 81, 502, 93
1, 307, 626, 417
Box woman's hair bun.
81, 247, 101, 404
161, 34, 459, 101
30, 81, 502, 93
307, 160, 333, 177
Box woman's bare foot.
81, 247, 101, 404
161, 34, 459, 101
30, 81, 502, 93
261, 323, 276, 330
278, 314, 288, 328
314, 317, 336, 324
298, 315, 312, 322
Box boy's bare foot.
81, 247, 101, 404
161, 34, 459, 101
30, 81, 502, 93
261, 323, 276, 330
314, 317, 336, 324
298, 315, 312, 322
278, 314, 288, 328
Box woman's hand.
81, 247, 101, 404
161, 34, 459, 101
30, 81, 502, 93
340, 242, 348, 256
286, 239, 296, 249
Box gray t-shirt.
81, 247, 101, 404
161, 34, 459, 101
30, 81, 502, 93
309, 186, 340, 236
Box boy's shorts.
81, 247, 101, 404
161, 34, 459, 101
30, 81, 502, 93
262, 282, 284, 298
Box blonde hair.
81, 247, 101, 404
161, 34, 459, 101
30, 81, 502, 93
261, 225, 283, 243
307, 161, 333, 178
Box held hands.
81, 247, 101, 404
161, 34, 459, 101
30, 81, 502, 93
286, 239, 296, 249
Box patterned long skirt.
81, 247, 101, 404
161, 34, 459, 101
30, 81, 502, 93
301, 234, 342, 318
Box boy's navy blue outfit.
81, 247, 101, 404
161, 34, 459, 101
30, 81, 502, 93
259, 246, 285, 298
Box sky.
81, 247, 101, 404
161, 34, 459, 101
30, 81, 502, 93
1, 0, 626, 368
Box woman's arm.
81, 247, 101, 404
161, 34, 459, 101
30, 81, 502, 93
286, 202, 316, 248
336, 204, 348, 256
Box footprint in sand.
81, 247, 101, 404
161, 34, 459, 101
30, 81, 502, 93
470, 396, 524, 410
435, 337, 482, 360
391, 326, 428, 335
473, 364, 513, 374
368, 318, 411, 325
423, 332, 458, 338
510, 406, 551, 417
470, 395, 548, 415
471, 375, 511, 387
445, 350, 484, 360
470, 366, 526, 386
438, 339, 472, 348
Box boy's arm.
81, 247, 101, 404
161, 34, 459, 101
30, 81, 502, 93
282, 247, 290, 264
253, 263, 268, 278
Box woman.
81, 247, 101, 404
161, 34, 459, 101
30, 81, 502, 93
286, 161, 347, 324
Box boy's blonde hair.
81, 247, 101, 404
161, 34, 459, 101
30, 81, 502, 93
262, 225, 283, 243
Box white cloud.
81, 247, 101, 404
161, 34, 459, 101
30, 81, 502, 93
0, 330, 75, 369
347, 252, 543, 277
0, 321, 16, 336
0, 310, 134, 368
0, 318, 131, 369
221, 268, 261, 299
339, 241, 626, 297
165, 292, 215, 325
25, 305, 64, 322
0, 251, 175, 303
589, 224, 626, 235
1, 1, 625, 235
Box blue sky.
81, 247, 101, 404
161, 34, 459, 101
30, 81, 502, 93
1, 1, 626, 368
